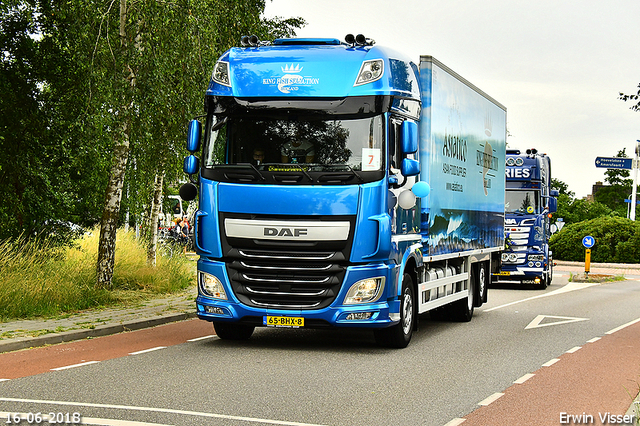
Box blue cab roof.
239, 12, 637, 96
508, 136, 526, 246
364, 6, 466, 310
206, 39, 420, 100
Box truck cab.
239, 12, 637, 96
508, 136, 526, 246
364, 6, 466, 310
493, 148, 558, 288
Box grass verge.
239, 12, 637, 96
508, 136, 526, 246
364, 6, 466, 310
0, 229, 195, 322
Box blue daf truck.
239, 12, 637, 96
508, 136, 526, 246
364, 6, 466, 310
492, 149, 558, 288
180, 34, 506, 347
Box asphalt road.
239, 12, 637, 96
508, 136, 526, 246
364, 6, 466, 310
1, 269, 639, 426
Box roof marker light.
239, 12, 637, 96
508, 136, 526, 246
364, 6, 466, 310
212, 61, 231, 87
354, 59, 384, 86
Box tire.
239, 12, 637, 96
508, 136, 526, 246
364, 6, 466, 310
474, 262, 488, 307
374, 273, 415, 348
450, 270, 475, 322
213, 322, 255, 340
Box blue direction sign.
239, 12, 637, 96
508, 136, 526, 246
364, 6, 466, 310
582, 235, 595, 248
595, 157, 632, 169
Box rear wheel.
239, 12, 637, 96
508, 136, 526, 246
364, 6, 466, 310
475, 262, 488, 307
374, 273, 415, 348
450, 270, 475, 322
213, 322, 255, 340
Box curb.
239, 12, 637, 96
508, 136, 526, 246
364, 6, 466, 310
555, 260, 640, 270
0, 312, 197, 354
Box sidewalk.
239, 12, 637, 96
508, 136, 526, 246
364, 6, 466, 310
0, 286, 198, 354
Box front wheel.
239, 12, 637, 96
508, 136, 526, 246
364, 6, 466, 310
374, 273, 415, 348
213, 322, 255, 340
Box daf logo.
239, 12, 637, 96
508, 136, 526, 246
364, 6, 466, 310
264, 227, 308, 237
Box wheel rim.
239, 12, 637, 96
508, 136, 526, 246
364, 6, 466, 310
478, 266, 486, 299
401, 288, 413, 335
467, 277, 475, 311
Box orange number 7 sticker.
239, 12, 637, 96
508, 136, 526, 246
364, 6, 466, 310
362, 148, 381, 171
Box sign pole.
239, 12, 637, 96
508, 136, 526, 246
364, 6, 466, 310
585, 249, 591, 275
632, 140, 640, 221
582, 235, 595, 276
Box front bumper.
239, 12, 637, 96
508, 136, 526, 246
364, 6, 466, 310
195, 257, 400, 329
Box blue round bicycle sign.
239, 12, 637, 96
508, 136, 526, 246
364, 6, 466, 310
582, 235, 595, 248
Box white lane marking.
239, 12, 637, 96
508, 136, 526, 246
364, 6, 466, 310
566, 346, 582, 354
525, 315, 589, 329
51, 361, 100, 371
443, 418, 466, 426
0, 398, 329, 426
485, 282, 598, 312
478, 392, 504, 406
514, 373, 535, 384
187, 335, 217, 342
587, 337, 601, 343
0, 412, 170, 426
542, 358, 560, 367
0, 379, 9, 382
605, 317, 640, 335
128, 346, 166, 355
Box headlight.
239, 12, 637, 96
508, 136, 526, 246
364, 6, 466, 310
508, 253, 518, 262
344, 277, 385, 304
199, 272, 227, 300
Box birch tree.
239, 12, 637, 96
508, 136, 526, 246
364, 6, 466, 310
92, 0, 304, 287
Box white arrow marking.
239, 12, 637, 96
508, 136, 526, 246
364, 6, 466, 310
525, 315, 589, 329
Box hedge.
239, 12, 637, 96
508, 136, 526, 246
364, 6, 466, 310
549, 216, 640, 263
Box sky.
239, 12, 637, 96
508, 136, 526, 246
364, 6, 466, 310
263, 0, 640, 198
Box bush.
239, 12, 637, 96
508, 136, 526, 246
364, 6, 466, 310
550, 216, 640, 263
0, 229, 195, 321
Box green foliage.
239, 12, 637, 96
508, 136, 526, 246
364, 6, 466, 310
550, 216, 640, 262
554, 194, 613, 225
551, 178, 574, 197
0, 230, 194, 320
594, 149, 633, 217
1, 0, 305, 241
619, 83, 640, 112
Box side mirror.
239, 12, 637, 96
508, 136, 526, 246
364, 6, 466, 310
401, 158, 420, 177
184, 155, 199, 175
186, 120, 202, 153
401, 120, 418, 154
179, 182, 198, 202
549, 189, 559, 197
547, 197, 558, 213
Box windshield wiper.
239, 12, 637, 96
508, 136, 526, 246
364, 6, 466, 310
237, 163, 266, 181
344, 164, 364, 183
290, 163, 315, 183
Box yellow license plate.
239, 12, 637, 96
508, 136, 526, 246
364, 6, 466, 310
263, 316, 304, 328
494, 271, 511, 276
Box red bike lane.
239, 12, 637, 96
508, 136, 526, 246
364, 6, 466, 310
461, 319, 640, 426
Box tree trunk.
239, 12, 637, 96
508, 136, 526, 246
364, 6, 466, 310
147, 171, 164, 267
96, 0, 133, 289
96, 123, 130, 289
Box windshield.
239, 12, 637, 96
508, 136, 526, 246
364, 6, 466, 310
505, 190, 540, 214
203, 115, 385, 172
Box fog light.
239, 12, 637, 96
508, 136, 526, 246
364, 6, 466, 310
535, 261, 542, 267
528, 261, 534, 267
204, 306, 225, 315
534, 277, 541, 284
346, 312, 374, 320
